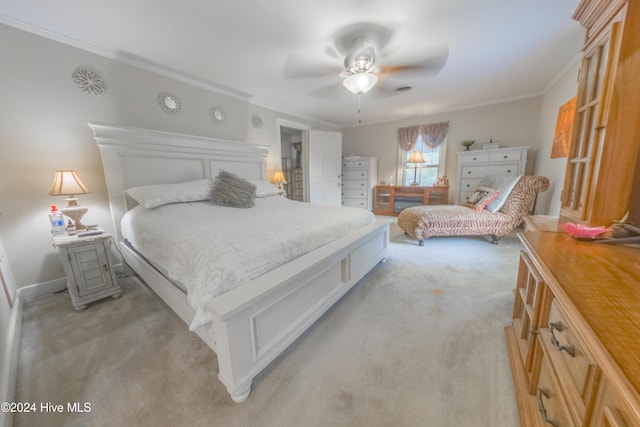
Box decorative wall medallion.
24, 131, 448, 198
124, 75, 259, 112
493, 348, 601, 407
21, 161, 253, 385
209, 106, 226, 123
71, 66, 107, 95
251, 114, 263, 128
158, 91, 182, 114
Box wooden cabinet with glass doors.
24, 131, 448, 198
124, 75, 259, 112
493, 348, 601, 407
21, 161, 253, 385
373, 185, 448, 216
560, 0, 640, 226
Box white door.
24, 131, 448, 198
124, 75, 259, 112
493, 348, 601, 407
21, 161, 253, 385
307, 130, 342, 206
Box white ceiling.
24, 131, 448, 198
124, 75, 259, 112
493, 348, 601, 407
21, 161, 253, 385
0, 0, 584, 128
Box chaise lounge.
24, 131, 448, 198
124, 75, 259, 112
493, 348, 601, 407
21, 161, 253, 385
397, 175, 549, 245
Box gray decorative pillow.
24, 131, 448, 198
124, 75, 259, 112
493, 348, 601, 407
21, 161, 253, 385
211, 170, 256, 208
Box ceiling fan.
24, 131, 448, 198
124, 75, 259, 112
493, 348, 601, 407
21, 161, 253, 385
283, 22, 449, 98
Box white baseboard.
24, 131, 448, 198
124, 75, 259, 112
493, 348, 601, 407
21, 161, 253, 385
0, 294, 22, 427
18, 277, 67, 303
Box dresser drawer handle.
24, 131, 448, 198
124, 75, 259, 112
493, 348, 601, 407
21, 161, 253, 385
549, 321, 575, 357
504, 155, 508, 159
537, 389, 559, 427
473, 157, 477, 161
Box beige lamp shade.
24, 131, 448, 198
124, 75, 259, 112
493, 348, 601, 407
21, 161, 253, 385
407, 150, 425, 164
407, 151, 425, 186
272, 170, 287, 184
49, 170, 91, 229
49, 170, 90, 199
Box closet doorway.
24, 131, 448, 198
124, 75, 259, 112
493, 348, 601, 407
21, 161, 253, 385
279, 121, 307, 202
278, 119, 342, 206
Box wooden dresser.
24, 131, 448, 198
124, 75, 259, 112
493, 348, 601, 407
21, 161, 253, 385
505, 231, 640, 426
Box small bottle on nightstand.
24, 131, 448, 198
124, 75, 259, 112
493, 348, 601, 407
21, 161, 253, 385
49, 205, 66, 235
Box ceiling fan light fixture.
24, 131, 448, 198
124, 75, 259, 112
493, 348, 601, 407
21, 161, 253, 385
342, 72, 378, 95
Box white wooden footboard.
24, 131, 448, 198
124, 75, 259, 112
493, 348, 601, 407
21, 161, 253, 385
208, 219, 389, 402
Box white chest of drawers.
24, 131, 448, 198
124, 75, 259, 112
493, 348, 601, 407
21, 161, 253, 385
456, 146, 528, 204
341, 157, 378, 210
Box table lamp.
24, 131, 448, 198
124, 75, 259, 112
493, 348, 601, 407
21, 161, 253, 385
272, 170, 287, 195
49, 170, 91, 229
407, 151, 425, 186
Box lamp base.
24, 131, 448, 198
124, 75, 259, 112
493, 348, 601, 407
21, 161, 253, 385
61, 205, 89, 230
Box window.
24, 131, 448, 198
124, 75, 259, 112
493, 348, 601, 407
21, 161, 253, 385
399, 134, 446, 186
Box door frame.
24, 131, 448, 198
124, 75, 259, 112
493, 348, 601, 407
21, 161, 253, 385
276, 119, 310, 201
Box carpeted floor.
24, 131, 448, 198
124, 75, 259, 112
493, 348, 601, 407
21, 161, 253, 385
15, 222, 521, 427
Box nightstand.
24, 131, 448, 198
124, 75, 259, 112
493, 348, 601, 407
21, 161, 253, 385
52, 232, 122, 310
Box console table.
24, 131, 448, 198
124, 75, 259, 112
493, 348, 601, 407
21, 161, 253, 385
373, 185, 448, 216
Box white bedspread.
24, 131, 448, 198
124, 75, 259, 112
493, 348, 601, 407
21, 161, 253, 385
121, 197, 375, 330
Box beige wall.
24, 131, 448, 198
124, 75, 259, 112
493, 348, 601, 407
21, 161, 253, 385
531, 59, 581, 215
343, 98, 543, 202
342, 56, 580, 216
0, 24, 336, 288
0, 22, 580, 288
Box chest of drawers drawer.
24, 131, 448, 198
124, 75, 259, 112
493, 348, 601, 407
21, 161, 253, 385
342, 179, 368, 190
342, 188, 368, 199
539, 300, 598, 424
536, 348, 576, 427
342, 159, 370, 169
342, 169, 369, 181
461, 164, 520, 179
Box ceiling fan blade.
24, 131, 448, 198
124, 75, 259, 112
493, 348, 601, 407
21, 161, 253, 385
307, 83, 350, 100
283, 53, 342, 80
380, 44, 449, 78
333, 22, 393, 56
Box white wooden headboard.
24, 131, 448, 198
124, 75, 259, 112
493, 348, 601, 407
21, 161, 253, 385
89, 122, 269, 241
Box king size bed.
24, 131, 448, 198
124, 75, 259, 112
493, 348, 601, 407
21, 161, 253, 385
90, 122, 390, 403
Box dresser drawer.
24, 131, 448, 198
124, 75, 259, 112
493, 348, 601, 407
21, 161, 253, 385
342, 158, 370, 169
489, 149, 523, 162
342, 179, 368, 190
540, 300, 598, 423
342, 169, 368, 180
342, 198, 368, 209
536, 351, 576, 427
461, 164, 520, 178
459, 178, 483, 195
460, 152, 490, 164
342, 189, 368, 199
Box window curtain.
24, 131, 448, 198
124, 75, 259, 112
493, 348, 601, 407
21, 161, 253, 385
421, 122, 449, 149
397, 126, 421, 151
396, 122, 449, 186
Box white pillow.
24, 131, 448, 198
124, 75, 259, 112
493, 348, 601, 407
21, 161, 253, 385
477, 175, 522, 212
126, 179, 213, 209
250, 180, 281, 197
